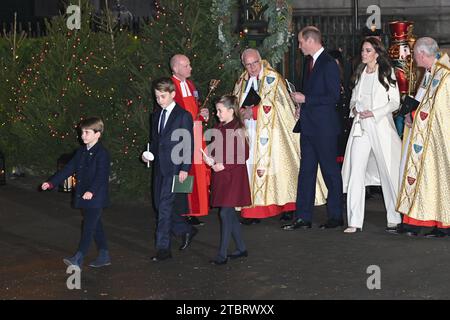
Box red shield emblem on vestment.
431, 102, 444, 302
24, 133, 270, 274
420, 112, 428, 121
263, 105, 271, 114
256, 169, 265, 177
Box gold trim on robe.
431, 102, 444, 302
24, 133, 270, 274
233, 60, 328, 210
396, 53, 450, 225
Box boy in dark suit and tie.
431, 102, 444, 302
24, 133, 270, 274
41, 117, 111, 269
142, 77, 196, 261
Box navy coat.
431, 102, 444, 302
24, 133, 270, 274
49, 142, 110, 209
293, 51, 341, 136
150, 104, 193, 177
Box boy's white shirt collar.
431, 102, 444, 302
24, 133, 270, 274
86, 140, 98, 150
159, 101, 176, 132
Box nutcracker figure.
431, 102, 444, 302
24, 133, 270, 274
388, 21, 417, 136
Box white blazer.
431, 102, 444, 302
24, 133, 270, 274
342, 66, 402, 192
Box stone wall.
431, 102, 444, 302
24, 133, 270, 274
292, 0, 450, 47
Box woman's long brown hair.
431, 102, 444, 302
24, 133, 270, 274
351, 37, 397, 91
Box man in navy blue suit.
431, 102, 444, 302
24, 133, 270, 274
142, 77, 197, 261
282, 26, 344, 230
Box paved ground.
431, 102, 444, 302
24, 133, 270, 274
1, 175, 450, 300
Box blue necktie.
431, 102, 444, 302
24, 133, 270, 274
159, 109, 167, 134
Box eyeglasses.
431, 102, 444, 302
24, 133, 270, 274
244, 60, 261, 68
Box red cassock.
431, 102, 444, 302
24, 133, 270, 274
171, 76, 210, 216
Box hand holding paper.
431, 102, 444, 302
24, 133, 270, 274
290, 92, 305, 104
200, 149, 215, 167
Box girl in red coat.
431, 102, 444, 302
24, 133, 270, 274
204, 95, 251, 265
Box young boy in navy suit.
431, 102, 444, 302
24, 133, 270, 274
41, 117, 111, 269
142, 77, 196, 262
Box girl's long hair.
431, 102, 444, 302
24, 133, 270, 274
351, 37, 397, 91
217, 95, 245, 129
216, 94, 248, 142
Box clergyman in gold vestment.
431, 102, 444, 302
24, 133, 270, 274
233, 48, 327, 219
397, 37, 450, 236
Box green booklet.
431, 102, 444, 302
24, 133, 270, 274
171, 175, 194, 193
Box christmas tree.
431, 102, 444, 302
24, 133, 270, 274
0, 0, 238, 201
131, 0, 235, 117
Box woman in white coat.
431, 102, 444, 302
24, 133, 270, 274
342, 37, 402, 233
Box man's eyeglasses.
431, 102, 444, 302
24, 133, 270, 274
244, 60, 261, 68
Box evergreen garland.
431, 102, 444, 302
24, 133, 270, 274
211, 0, 293, 71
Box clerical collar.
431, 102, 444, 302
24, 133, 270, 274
173, 75, 192, 97
245, 66, 263, 92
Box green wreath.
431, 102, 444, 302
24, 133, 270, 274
211, 0, 292, 72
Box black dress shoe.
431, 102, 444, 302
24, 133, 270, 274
281, 218, 312, 231
186, 216, 205, 226
209, 258, 227, 265
179, 227, 198, 251
319, 220, 344, 229
279, 212, 293, 221
424, 228, 447, 238
151, 251, 172, 262
241, 218, 261, 225
227, 250, 248, 260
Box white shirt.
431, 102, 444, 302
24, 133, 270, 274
358, 70, 376, 111
311, 47, 324, 67
159, 101, 176, 133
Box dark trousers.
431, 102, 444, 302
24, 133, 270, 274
295, 134, 343, 222
154, 174, 191, 251
216, 207, 246, 261
78, 208, 108, 256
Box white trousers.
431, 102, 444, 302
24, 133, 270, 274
346, 133, 401, 228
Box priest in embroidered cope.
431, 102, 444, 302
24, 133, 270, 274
397, 38, 450, 232
233, 48, 327, 219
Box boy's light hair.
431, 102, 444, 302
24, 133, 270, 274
153, 77, 175, 93
80, 117, 104, 134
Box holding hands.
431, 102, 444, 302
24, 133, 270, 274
358, 110, 374, 119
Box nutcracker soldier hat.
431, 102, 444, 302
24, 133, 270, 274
389, 21, 414, 42
388, 21, 416, 94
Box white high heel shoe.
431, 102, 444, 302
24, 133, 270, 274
344, 227, 362, 233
